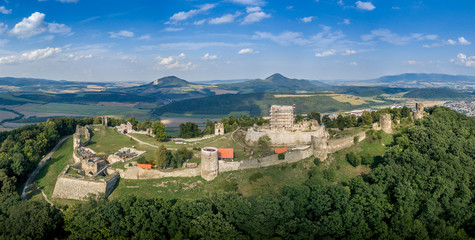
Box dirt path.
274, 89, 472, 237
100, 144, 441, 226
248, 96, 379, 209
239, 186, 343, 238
21, 135, 70, 201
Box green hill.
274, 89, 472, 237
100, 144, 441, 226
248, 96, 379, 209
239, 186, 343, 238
218, 73, 329, 93
151, 92, 391, 117
403, 88, 472, 99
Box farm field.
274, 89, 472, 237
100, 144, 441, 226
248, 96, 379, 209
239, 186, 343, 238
29, 103, 148, 119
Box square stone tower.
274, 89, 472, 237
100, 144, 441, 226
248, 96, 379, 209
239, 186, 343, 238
215, 123, 224, 135
269, 105, 295, 130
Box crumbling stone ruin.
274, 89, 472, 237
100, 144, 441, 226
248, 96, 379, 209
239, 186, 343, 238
117, 122, 133, 134
215, 123, 224, 135
146, 128, 154, 136
270, 105, 295, 130
413, 103, 425, 120
102, 116, 108, 126
380, 114, 393, 133
311, 131, 366, 161
372, 113, 393, 134
108, 147, 146, 164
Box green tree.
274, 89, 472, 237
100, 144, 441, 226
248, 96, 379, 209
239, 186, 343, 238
308, 112, 321, 124
155, 145, 169, 167
178, 122, 201, 138
152, 121, 167, 141
360, 111, 373, 126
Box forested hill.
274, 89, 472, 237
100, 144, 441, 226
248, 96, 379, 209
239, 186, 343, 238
218, 73, 329, 93
1, 107, 473, 239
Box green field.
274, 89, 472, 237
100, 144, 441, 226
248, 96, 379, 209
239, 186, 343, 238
160, 112, 249, 119
29, 103, 148, 118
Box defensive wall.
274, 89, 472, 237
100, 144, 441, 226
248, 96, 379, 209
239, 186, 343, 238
52, 165, 120, 200
245, 126, 329, 145
118, 131, 365, 180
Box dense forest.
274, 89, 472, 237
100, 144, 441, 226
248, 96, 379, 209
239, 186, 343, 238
0, 107, 474, 239
403, 88, 472, 99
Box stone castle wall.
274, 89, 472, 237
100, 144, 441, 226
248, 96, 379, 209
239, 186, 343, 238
120, 167, 200, 180
52, 166, 120, 200
245, 127, 329, 145
312, 131, 366, 161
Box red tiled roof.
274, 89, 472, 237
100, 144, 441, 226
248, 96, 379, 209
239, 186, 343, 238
274, 148, 287, 154
138, 164, 152, 169
218, 148, 234, 159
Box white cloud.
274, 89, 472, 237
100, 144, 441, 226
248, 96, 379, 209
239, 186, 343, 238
58, 0, 79, 2
341, 49, 356, 55
0, 6, 12, 14
156, 53, 194, 71
169, 4, 215, 23
337, 0, 344, 5
362, 28, 437, 45
66, 53, 93, 61
342, 18, 350, 25
301, 16, 314, 23
350, 61, 358, 66
201, 53, 217, 60
355, 1, 375, 11
458, 37, 471, 45
454, 53, 475, 67
238, 48, 258, 54
228, 0, 265, 6
9, 12, 71, 39
403, 60, 417, 65
163, 27, 184, 32
209, 13, 240, 24
242, 11, 270, 24
246, 6, 262, 13
194, 19, 206, 25
423, 36, 471, 48
315, 49, 336, 57
109, 30, 134, 38
0, 47, 62, 64
138, 34, 151, 40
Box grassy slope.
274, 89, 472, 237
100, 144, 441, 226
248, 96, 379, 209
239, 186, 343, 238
34, 137, 74, 198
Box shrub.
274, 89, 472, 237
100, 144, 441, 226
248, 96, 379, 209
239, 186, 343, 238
278, 153, 285, 160
136, 156, 147, 164
346, 152, 361, 167
249, 172, 264, 182
361, 155, 373, 165
323, 168, 336, 182
314, 157, 321, 166
353, 136, 360, 144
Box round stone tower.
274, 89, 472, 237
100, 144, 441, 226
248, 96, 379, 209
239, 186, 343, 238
311, 135, 328, 161
201, 147, 219, 181
380, 114, 392, 133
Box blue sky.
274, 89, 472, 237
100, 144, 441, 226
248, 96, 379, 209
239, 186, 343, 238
0, 0, 474, 82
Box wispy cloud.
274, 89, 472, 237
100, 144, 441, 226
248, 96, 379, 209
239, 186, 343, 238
168, 4, 216, 23
209, 12, 241, 24
0, 47, 62, 64
238, 48, 259, 54
227, 0, 265, 6
0, 6, 12, 14
423, 37, 471, 48
109, 30, 134, 38
362, 28, 437, 45
300, 16, 314, 23
242, 7, 270, 24
9, 12, 71, 39
355, 1, 375, 11
452, 53, 475, 67
156, 53, 195, 71
163, 27, 184, 32
201, 53, 217, 60
315, 49, 336, 57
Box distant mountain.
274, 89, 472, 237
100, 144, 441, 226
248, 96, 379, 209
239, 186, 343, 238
218, 73, 329, 93
403, 88, 472, 99
0, 77, 111, 93
338, 73, 475, 89
196, 79, 252, 84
